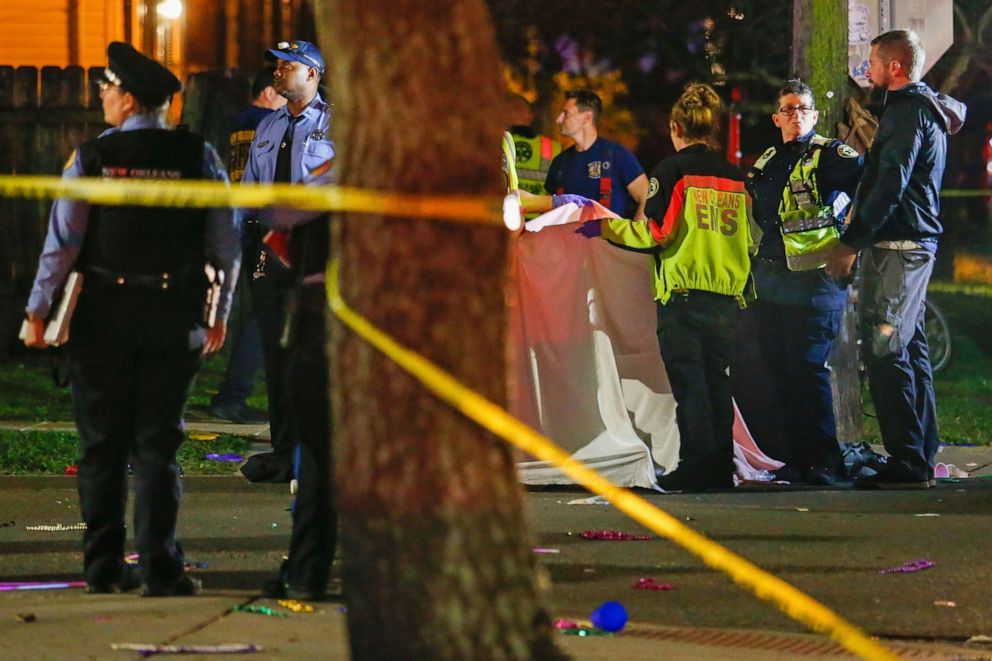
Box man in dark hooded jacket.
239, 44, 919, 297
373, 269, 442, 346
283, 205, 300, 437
826, 29, 967, 489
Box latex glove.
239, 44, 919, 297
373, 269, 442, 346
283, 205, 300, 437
552, 194, 595, 209
575, 219, 602, 239
203, 320, 228, 355
502, 191, 523, 231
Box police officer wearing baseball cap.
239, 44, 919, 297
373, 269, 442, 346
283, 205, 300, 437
24, 42, 240, 597
239, 39, 336, 601
266, 40, 325, 73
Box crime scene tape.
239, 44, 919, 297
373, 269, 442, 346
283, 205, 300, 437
0, 175, 501, 225
929, 281, 992, 298
940, 189, 992, 198
325, 259, 899, 661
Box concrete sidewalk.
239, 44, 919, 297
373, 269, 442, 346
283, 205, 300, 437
4, 418, 991, 479
2, 475, 991, 659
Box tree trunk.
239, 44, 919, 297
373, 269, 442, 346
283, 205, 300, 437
313, 1, 564, 658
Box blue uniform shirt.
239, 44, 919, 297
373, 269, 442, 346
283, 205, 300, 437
544, 137, 644, 217
241, 94, 334, 188
27, 114, 240, 321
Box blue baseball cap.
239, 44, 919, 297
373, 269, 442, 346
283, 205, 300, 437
265, 40, 324, 74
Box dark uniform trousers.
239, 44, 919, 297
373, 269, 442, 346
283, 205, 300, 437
245, 223, 298, 459
69, 287, 203, 588
656, 291, 738, 485
282, 283, 336, 591
67, 125, 209, 589
748, 299, 845, 475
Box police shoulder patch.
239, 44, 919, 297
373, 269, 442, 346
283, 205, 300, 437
837, 143, 860, 159
62, 149, 77, 172
647, 177, 660, 199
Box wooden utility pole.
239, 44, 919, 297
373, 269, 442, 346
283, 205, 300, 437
314, 0, 565, 658
793, 0, 863, 443
792, 0, 849, 135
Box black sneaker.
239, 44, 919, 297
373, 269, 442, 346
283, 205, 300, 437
804, 470, 854, 488
141, 574, 202, 597
209, 402, 269, 424
262, 577, 327, 602
657, 470, 731, 493
86, 565, 141, 594
855, 471, 931, 490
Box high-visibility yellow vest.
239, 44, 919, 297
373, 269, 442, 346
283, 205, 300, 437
228, 129, 256, 184
501, 131, 518, 193
603, 174, 755, 305
510, 131, 561, 195
751, 135, 841, 271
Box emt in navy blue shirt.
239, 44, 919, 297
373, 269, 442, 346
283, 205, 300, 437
544, 89, 648, 219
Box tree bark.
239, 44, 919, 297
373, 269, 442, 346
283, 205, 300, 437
313, 1, 564, 658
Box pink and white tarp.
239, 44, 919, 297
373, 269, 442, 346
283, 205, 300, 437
508, 202, 781, 488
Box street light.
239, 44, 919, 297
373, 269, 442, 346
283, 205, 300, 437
156, 0, 182, 20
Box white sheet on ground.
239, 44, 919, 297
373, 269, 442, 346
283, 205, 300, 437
509, 207, 783, 489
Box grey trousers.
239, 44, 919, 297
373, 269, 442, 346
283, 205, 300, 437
857, 246, 939, 480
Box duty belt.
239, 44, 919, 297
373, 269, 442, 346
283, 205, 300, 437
873, 240, 923, 250
85, 265, 192, 291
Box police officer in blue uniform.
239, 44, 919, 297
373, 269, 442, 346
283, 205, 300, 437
23, 42, 239, 595
238, 41, 334, 484
240, 40, 337, 601
735, 79, 863, 486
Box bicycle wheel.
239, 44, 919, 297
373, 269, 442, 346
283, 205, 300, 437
924, 299, 952, 373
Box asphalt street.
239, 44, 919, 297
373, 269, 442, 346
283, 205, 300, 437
1, 463, 991, 660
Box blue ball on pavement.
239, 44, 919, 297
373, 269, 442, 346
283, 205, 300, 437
590, 601, 628, 632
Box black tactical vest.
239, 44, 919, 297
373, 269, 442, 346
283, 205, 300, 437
78, 128, 207, 275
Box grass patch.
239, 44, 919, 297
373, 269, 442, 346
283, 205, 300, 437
0, 344, 267, 422
859, 283, 992, 446
0, 429, 252, 475
0, 338, 264, 475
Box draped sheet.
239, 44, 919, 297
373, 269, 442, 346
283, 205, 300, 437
509, 205, 781, 488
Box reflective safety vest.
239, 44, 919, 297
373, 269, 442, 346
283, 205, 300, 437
750, 135, 840, 271
511, 131, 561, 195
229, 129, 257, 184
655, 175, 754, 304
501, 131, 518, 193
602, 174, 754, 305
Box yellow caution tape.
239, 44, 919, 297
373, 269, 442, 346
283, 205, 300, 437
930, 281, 992, 298
326, 257, 899, 661
940, 189, 992, 198
0, 175, 501, 225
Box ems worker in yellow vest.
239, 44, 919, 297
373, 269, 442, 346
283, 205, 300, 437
522, 83, 759, 492
506, 95, 561, 195
735, 79, 864, 487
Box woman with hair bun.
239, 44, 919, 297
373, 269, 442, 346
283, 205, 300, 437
575, 82, 761, 492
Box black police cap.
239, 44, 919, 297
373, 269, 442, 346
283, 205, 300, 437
104, 42, 181, 107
